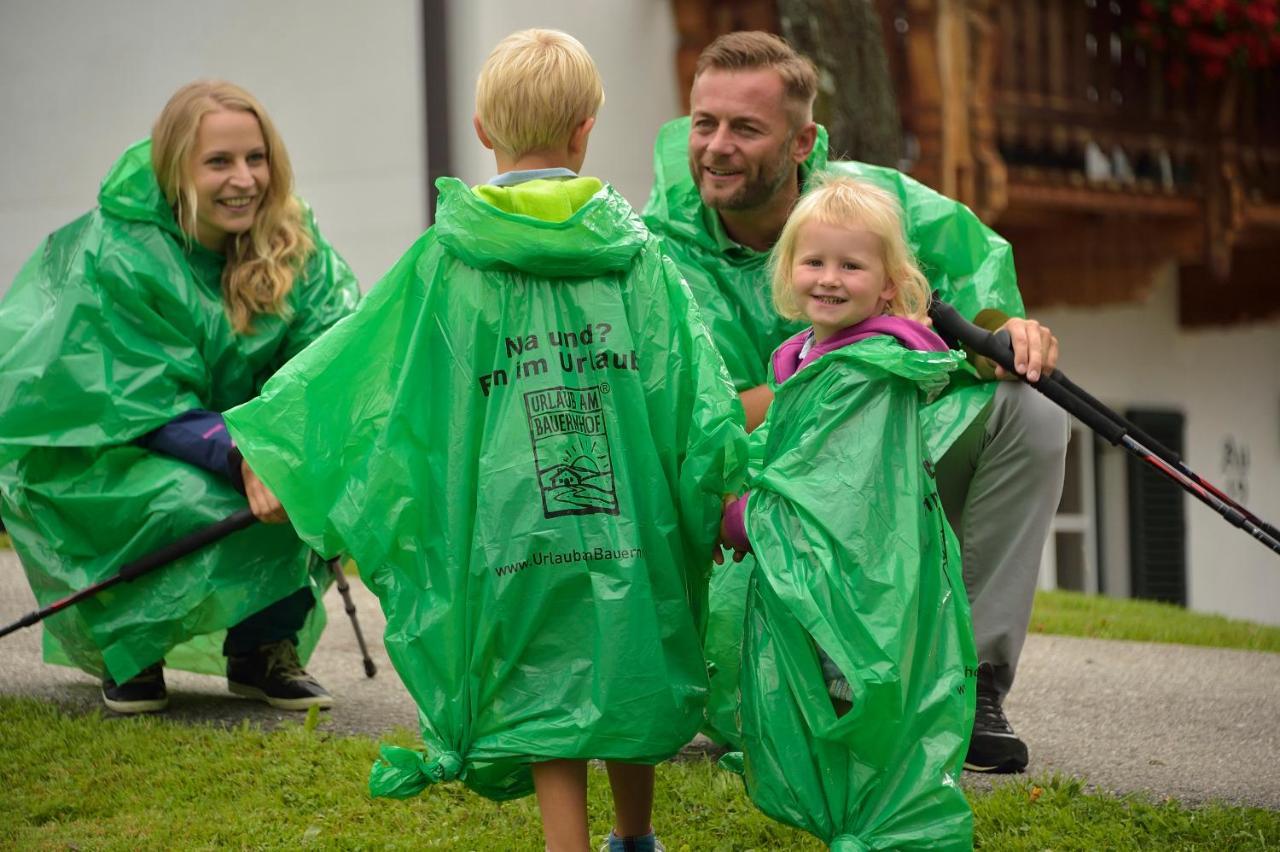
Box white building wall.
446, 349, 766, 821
0, 0, 426, 293
1034, 266, 1280, 626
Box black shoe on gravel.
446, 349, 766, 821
227, 640, 334, 711
964, 664, 1028, 773
102, 663, 168, 714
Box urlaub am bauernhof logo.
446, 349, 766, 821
523, 385, 619, 518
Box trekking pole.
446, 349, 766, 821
928, 298, 1280, 557
1047, 368, 1280, 542
2, 512, 385, 675
0, 508, 255, 639
328, 557, 377, 678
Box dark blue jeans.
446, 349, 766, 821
222, 586, 315, 657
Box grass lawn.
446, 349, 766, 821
3, 542, 1278, 848
1030, 589, 1280, 653
2, 698, 1277, 851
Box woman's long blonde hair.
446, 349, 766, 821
151, 80, 313, 334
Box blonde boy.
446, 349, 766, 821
226, 27, 743, 852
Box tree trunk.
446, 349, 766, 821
778, 0, 902, 166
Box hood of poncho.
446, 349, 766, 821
95, 139, 186, 238
434, 176, 648, 278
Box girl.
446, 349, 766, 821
0, 81, 359, 714
717, 176, 977, 850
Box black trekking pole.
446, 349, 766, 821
2, 511, 383, 676
928, 297, 1280, 557
328, 557, 377, 677
0, 508, 255, 639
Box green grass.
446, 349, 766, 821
2, 697, 1277, 850
1030, 589, 1280, 653
0, 531, 9, 549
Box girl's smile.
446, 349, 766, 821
791, 219, 897, 343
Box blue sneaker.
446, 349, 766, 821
600, 831, 665, 852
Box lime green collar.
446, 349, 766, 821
472, 177, 605, 223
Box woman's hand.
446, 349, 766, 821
241, 460, 288, 523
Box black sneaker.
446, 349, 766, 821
964, 664, 1028, 773
227, 640, 334, 711
102, 663, 168, 714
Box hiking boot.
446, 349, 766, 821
227, 640, 334, 711
964, 663, 1028, 773
102, 663, 168, 714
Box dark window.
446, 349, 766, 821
1126, 408, 1186, 605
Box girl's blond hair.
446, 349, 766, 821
771, 175, 931, 323
151, 80, 313, 334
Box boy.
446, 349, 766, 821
225, 29, 743, 852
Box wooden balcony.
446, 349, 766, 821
671, 0, 1280, 325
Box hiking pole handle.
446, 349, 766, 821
0, 508, 257, 640
927, 299, 1127, 444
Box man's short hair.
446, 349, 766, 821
694, 31, 818, 123
475, 28, 605, 159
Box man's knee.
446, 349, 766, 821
990, 382, 1070, 463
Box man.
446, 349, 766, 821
643, 31, 1069, 773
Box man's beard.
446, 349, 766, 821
693, 134, 796, 212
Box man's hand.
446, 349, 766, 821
241, 460, 288, 524
995, 317, 1059, 382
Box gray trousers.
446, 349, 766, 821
935, 382, 1069, 701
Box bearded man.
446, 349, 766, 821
644, 31, 1069, 774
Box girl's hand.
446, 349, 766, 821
713, 495, 750, 565
241, 460, 288, 524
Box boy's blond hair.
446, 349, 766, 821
475, 28, 605, 159
771, 175, 932, 322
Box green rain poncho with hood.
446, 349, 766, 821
0, 140, 359, 683
643, 116, 1022, 747
224, 176, 746, 802
728, 323, 976, 850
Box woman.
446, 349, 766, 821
0, 81, 359, 713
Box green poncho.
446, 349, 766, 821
0, 140, 359, 683
643, 116, 1022, 747
225, 177, 746, 801
737, 334, 976, 850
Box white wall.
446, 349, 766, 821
1034, 266, 1280, 626
0, 0, 426, 293
443, 1, 681, 207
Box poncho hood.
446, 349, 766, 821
434, 176, 648, 277
96, 139, 186, 238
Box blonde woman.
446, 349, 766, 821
0, 81, 359, 714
